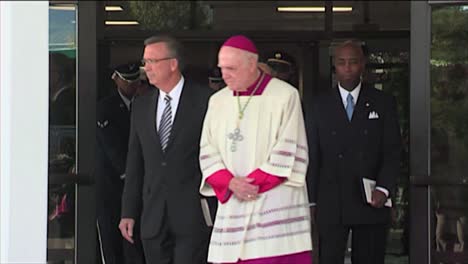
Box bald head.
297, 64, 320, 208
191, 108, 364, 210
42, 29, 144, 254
218, 46, 259, 91
334, 40, 366, 91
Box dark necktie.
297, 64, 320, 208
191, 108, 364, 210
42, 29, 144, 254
159, 95, 172, 151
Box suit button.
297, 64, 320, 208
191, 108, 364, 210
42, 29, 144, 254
331, 131, 337, 136
161, 162, 167, 166
338, 154, 343, 159
363, 129, 368, 135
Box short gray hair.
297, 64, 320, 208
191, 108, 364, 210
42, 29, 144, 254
335, 39, 365, 58
144, 35, 184, 70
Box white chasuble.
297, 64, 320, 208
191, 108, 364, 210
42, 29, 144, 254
199, 78, 312, 263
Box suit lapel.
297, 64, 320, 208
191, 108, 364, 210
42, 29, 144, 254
116, 96, 131, 132
164, 81, 194, 152
146, 88, 162, 151
351, 85, 374, 125
331, 85, 350, 125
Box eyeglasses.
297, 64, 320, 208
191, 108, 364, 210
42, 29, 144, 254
141, 57, 174, 66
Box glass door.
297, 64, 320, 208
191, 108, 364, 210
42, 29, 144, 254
48, 3, 77, 263
410, 1, 468, 263
48, 2, 98, 263
429, 3, 468, 263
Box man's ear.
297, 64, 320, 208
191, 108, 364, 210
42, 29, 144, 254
249, 57, 258, 73
170, 59, 179, 72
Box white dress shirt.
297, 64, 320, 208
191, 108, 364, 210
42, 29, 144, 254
338, 82, 361, 109
337, 82, 389, 198
156, 76, 184, 130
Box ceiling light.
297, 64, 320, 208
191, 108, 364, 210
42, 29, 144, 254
277, 6, 353, 12
105, 6, 123, 11
105, 21, 139, 26
333, 7, 353, 12
49, 5, 76, 11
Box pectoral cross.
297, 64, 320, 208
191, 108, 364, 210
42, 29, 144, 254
227, 128, 243, 152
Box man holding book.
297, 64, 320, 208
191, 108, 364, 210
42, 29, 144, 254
305, 40, 402, 264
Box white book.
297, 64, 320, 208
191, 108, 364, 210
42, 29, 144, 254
362, 178, 392, 207
200, 198, 213, 227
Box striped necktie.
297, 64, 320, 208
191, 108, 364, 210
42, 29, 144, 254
159, 95, 172, 151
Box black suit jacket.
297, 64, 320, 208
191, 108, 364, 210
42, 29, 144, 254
121, 80, 214, 239
305, 84, 401, 226
96, 93, 130, 215
96, 93, 146, 264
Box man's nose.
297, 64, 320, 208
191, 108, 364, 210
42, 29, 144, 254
344, 63, 352, 72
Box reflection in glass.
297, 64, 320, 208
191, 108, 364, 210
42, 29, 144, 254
430, 4, 468, 262
128, 1, 212, 30
368, 50, 409, 264
333, 1, 410, 31
105, 0, 325, 31
48, 3, 77, 263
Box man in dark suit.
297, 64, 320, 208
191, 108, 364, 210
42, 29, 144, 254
305, 40, 401, 264
96, 62, 147, 264
119, 35, 214, 264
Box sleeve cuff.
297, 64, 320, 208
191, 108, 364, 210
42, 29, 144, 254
247, 169, 285, 193
206, 169, 234, 203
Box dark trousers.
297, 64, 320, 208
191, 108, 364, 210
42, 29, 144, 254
141, 206, 210, 264
318, 223, 388, 264
97, 217, 145, 264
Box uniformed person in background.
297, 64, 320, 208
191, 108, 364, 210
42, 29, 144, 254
265, 50, 297, 87
96, 62, 147, 264
207, 66, 225, 91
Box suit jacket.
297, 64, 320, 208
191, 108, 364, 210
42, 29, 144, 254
96, 93, 130, 216
305, 84, 401, 226
121, 80, 214, 239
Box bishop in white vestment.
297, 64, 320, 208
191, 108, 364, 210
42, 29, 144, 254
199, 35, 313, 264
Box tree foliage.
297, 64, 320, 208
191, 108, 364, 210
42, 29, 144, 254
431, 6, 468, 176
431, 6, 468, 64
128, 1, 212, 31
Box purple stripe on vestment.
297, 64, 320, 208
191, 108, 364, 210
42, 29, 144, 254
222, 251, 312, 264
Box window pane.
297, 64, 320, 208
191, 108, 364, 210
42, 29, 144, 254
104, 0, 325, 31
430, 4, 468, 262
333, 1, 410, 31
48, 3, 77, 263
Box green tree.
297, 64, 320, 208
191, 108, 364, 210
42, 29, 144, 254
128, 1, 212, 30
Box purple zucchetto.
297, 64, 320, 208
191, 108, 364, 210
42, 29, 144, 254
221, 35, 258, 54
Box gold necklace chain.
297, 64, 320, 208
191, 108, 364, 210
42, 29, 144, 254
236, 72, 265, 122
